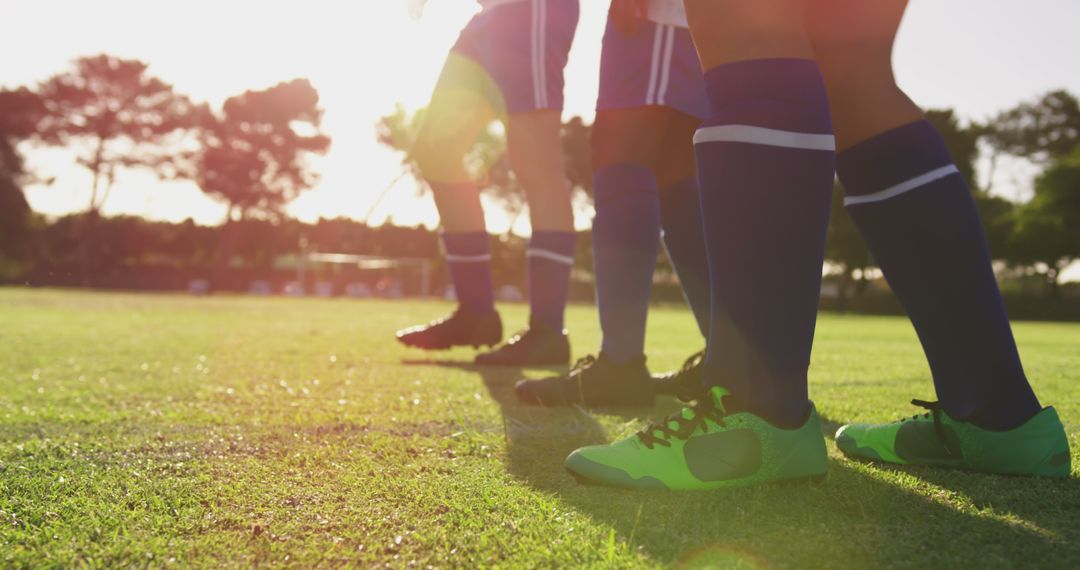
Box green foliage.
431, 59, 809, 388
1010, 146, 1080, 291
989, 90, 1080, 163
0, 290, 1077, 567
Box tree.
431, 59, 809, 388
988, 90, 1080, 163
196, 78, 331, 222
37, 54, 205, 215
1009, 146, 1080, 295
0, 88, 46, 277
35, 55, 205, 284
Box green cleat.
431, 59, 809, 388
564, 387, 828, 490
836, 400, 1072, 478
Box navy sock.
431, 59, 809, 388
592, 163, 662, 363
528, 231, 577, 331
838, 121, 1040, 430
442, 232, 496, 314
659, 176, 711, 338
695, 59, 836, 428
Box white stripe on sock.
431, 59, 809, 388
656, 25, 676, 106
446, 254, 492, 263
694, 124, 836, 151
645, 24, 664, 105
844, 165, 961, 207
527, 248, 575, 266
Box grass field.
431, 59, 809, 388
1, 288, 1077, 568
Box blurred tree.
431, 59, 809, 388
1009, 146, 1080, 296
987, 90, 1080, 163
37, 55, 205, 215
192, 79, 329, 280
36, 55, 205, 284
0, 88, 46, 278
195, 79, 331, 222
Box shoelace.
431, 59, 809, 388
676, 350, 705, 376
906, 399, 950, 448
669, 349, 706, 400
504, 329, 530, 345
637, 396, 726, 450
566, 355, 597, 377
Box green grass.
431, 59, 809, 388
0, 288, 1077, 569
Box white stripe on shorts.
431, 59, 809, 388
656, 25, 676, 106
843, 165, 961, 207
645, 24, 665, 105
694, 124, 837, 151
527, 248, 575, 266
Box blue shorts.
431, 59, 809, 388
450, 0, 579, 114
597, 19, 707, 119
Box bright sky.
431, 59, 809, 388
3, 0, 1080, 236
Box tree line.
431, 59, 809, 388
0, 54, 330, 283
1, 54, 1078, 304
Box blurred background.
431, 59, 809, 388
2, 0, 1079, 318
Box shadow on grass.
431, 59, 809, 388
403, 360, 1079, 568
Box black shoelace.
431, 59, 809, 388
670, 349, 706, 400
676, 349, 705, 376
637, 397, 726, 450
566, 355, 597, 377
906, 399, 950, 447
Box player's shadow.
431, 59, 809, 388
403, 359, 1078, 567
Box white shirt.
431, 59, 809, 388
647, 0, 688, 28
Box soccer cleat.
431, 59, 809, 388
836, 400, 1072, 478
653, 349, 707, 402
514, 352, 654, 408
474, 318, 571, 367
396, 308, 502, 350
565, 387, 828, 490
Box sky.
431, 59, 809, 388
3, 0, 1080, 236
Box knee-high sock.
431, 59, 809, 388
592, 163, 662, 363
660, 176, 710, 339
442, 231, 496, 314
696, 59, 836, 428
838, 120, 1040, 429
528, 231, 577, 331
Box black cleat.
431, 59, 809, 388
396, 308, 502, 350
474, 318, 571, 367
652, 349, 707, 402
514, 352, 654, 408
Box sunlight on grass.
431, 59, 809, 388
0, 289, 1076, 568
